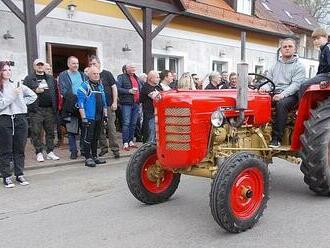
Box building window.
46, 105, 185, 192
255, 65, 264, 75
153, 56, 179, 74
237, 0, 253, 15
212, 61, 228, 73
157, 57, 166, 72
309, 65, 316, 78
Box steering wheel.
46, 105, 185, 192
248, 73, 276, 94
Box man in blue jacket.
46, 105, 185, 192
77, 66, 108, 167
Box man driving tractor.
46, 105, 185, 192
260, 38, 306, 148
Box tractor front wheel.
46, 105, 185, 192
300, 97, 330, 196
126, 143, 181, 204
210, 152, 270, 233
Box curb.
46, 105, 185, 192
25, 153, 132, 171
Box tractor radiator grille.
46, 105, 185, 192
164, 107, 191, 151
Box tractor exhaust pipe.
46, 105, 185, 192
231, 32, 248, 127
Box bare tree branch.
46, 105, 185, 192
295, 0, 330, 28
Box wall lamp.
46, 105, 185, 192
258, 57, 265, 63
67, 3, 77, 19
122, 44, 132, 52
165, 42, 173, 51
3, 30, 14, 40
219, 51, 226, 57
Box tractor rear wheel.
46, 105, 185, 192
300, 97, 330, 196
210, 152, 270, 233
126, 143, 181, 204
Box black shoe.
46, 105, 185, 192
70, 152, 78, 160
269, 139, 281, 148
93, 157, 106, 164
85, 158, 96, 167
113, 152, 120, 159
98, 150, 108, 157
3, 177, 15, 188
80, 151, 85, 157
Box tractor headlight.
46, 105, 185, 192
211, 110, 224, 127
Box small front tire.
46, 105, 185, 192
210, 152, 270, 233
126, 143, 181, 204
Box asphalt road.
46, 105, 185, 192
0, 157, 329, 248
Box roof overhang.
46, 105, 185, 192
182, 11, 297, 39
105, 0, 186, 14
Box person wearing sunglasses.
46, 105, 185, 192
192, 73, 203, 90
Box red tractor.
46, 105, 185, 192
126, 72, 330, 233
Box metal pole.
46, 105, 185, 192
241, 31, 246, 62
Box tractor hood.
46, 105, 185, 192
153, 89, 271, 169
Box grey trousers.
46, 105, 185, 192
99, 107, 120, 154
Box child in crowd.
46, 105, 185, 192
299, 28, 330, 98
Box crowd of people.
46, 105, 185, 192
0, 27, 329, 188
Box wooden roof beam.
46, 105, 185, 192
1, 0, 25, 22
36, 0, 63, 23
107, 0, 184, 14
116, 2, 144, 38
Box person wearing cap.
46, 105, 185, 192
23, 59, 60, 162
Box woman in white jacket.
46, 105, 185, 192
0, 61, 37, 188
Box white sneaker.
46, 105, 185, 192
46, 151, 60, 160
123, 142, 129, 151
36, 152, 45, 162
128, 141, 138, 148
16, 175, 29, 186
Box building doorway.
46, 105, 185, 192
46, 43, 97, 77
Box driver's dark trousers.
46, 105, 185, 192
272, 94, 298, 142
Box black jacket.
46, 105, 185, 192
23, 73, 58, 113
317, 43, 330, 74
205, 83, 219, 90
61, 92, 80, 119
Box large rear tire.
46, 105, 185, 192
126, 143, 181, 204
300, 97, 330, 196
210, 152, 270, 233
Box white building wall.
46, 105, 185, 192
0, 1, 317, 83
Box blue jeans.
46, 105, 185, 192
121, 103, 140, 144
147, 117, 156, 144
68, 128, 84, 153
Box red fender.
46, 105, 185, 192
291, 84, 330, 151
